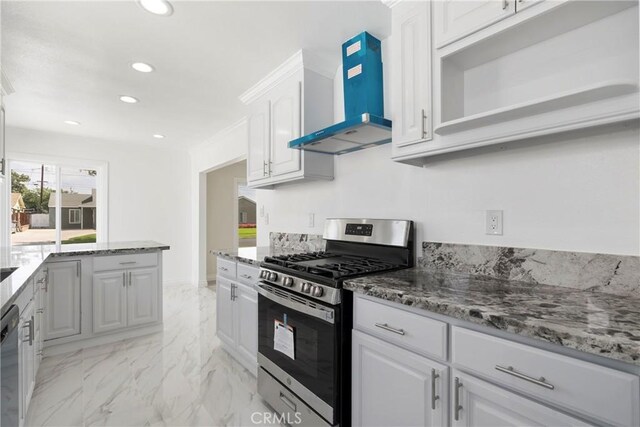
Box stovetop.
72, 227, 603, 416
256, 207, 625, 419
262, 251, 402, 282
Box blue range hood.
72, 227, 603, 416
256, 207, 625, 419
288, 32, 392, 155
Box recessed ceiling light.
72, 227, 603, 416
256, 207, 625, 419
64, 120, 81, 125
137, 0, 173, 16
119, 95, 139, 104
153, 134, 165, 139
131, 62, 154, 73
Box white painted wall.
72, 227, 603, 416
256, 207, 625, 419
4, 126, 191, 283
189, 119, 248, 285
206, 160, 246, 280
254, 35, 640, 257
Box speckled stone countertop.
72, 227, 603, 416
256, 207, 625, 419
1, 241, 169, 317
344, 268, 640, 366
215, 246, 311, 266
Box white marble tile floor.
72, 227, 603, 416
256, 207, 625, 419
26, 284, 278, 427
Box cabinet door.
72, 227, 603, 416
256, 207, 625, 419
216, 277, 235, 347
270, 78, 301, 177
44, 261, 80, 341
392, 0, 431, 148
452, 370, 589, 426
127, 268, 160, 327
247, 98, 271, 183
19, 302, 36, 424
352, 330, 447, 427
93, 271, 127, 333
434, 0, 516, 48
234, 283, 258, 364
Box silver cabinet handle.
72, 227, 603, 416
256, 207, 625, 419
119, 261, 137, 265
129, 271, 132, 287
495, 365, 555, 390
240, 274, 252, 280
36, 309, 44, 314
421, 109, 427, 139
374, 322, 405, 335
503, 0, 508, 9
219, 266, 228, 272
43, 270, 48, 292
230, 283, 236, 301
263, 161, 268, 176
268, 161, 272, 175
279, 392, 297, 411
431, 369, 440, 410
22, 318, 33, 346
454, 377, 463, 421
122, 272, 126, 287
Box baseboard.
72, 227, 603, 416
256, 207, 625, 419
44, 323, 163, 356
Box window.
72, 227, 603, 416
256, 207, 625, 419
68, 209, 80, 224
7, 159, 103, 247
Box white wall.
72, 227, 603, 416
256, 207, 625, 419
254, 35, 640, 257
206, 160, 246, 280
189, 118, 248, 285
5, 126, 191, 283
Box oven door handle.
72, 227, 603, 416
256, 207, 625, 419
257, 285, 335, 324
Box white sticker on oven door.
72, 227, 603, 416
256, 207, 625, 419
346, 40, 361, 56
274, 320, 295, 360
347, 64, 362, 79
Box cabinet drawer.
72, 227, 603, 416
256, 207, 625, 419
216, 257, 236, 279
94, 253, 158, 272
452, 327, 639, 427
236, 263, 258, 287
354, 296, 448, 361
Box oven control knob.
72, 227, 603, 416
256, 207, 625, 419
268, 272, 278, 281
311, 286, 324, 297
259, 271, 266, 279
301, 283, 311, 293
283, 277, 294, 287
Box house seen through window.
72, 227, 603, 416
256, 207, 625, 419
10, 160, 98, 246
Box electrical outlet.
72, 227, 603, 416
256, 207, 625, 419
308, 213, 315, 228
486, 210, 503, 235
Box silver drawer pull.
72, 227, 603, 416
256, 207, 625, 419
240, 274, 252, 279
454, 377, 463, 421
431, 369, 440, 410
219, 267, 228, 271
374, 322, 405, 335
279, 392, 296, 411
119, 261, 137, 265
495, 365, 555, 390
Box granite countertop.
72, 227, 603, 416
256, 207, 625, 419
1, 241, 169, 317
344, 268, 640, 366
215, 246, 310, 266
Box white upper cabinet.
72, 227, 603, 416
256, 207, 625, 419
241, 51, 334, 188
391, 0, 432, 157
434, 0, 516, 49
269, 79, 301, 177
247, 99, 271, 183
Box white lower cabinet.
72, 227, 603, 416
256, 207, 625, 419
93, 266, 160, 333
352, 295, 639, 427
215, 257, 258, 375
19, 300, 35, 427
451, 370, 588, 427
352, 330, 447, 427
43, 260, 81, 341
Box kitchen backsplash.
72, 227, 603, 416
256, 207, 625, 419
420, 242, 640, 296
269, 232, 325, 253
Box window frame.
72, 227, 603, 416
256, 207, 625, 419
68, 208, 81, 225
2, 153, 108, 247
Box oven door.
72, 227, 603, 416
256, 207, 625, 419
257, 283, 339, 424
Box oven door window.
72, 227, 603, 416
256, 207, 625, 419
258, 293, 338, 408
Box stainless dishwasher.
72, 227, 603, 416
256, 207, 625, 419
1, 305, 20, 426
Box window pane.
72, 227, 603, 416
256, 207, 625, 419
237, 184, 256, 249
10, 161, 57, 246
60, 167, 98, 244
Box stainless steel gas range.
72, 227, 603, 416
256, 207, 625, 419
257, 219, 415, 427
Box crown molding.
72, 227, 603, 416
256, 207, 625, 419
238, 49, 339, 105
1, 69, 15, 96
239, 50, 304, 105
381, 0, 404, 8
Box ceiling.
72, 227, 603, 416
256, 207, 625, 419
1, 0, 390, 149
